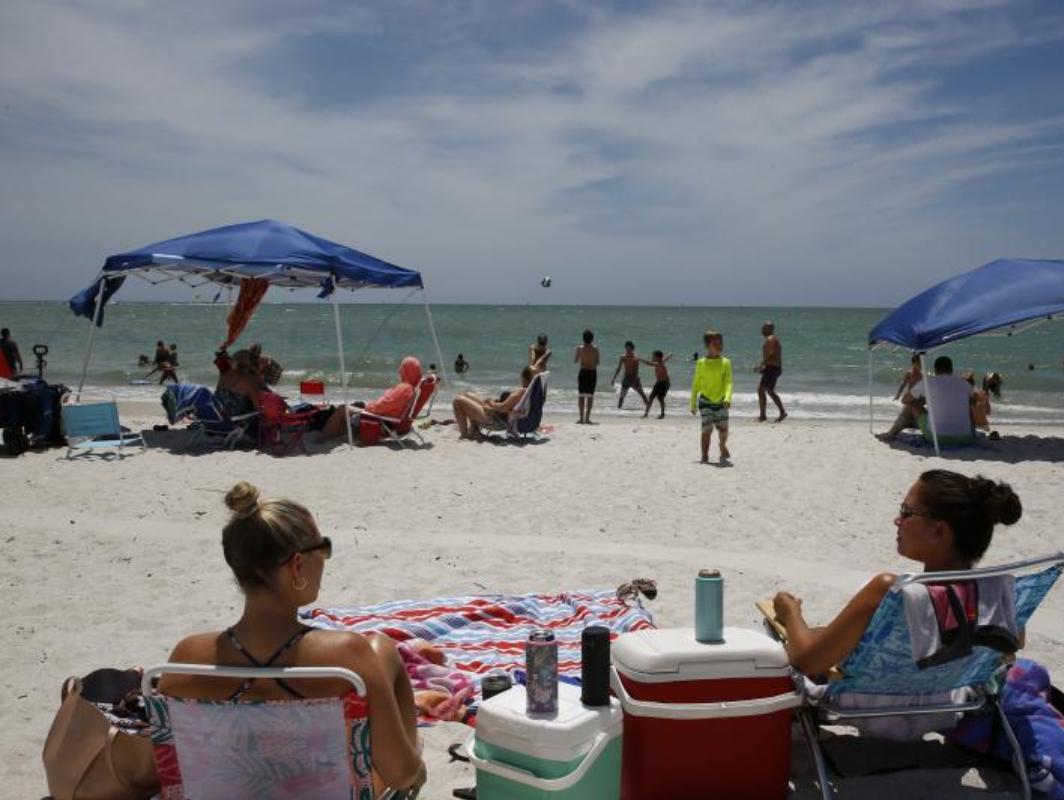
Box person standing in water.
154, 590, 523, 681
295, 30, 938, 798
0, 328, 23, 377
529, 334, 551, 374
642, 351, 673, 418
454, 353, 470, 374
612, 341, 649, 410
574, 329, 600, 424
756, 321, 786, 422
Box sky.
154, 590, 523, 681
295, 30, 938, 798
2, 0, 1064, 306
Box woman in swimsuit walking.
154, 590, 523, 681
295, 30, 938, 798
158, 482, 425, 794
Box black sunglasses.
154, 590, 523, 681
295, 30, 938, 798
280, 536, 332, 564
898, 503, 932, 520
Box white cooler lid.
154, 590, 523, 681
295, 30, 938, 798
475, 681, 622, 763
612, 627, 790, 682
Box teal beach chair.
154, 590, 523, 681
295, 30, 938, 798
799, 552, 1064, 800
62, 400, 144, 459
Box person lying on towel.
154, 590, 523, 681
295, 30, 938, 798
772, 469, 1022, 677
159, 481, 426, 794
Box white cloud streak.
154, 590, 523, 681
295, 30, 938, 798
1, 0, 1062, 304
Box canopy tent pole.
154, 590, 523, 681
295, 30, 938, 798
918, 353, 941, 456
420, 288, 449, 389
75, 275, 107, 402
867, 348, 874, 434
331, 281, 354, 447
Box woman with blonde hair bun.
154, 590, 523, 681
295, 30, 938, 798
159, 481, 425, 793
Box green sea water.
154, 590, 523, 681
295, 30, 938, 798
2, 301, 1062, 425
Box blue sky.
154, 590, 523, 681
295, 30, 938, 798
2, 0, 1063, 305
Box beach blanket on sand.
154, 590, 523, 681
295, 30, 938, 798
302, 589, 655, 725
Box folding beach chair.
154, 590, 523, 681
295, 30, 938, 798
258, 392, 316, 455
481, 371, 549, 441
162, 384, 258, 451
142, 663, 419, 800
359, 374, 439, 447
798, 552, 1064, 800
62, 400, 144, 459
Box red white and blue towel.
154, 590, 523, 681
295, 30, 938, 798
301, 589, 654, 724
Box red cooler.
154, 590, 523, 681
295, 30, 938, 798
611, 627, 799, 800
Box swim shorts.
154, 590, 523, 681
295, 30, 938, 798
578, 368, 597, 397
621, 374, 643, 392
649, 380, 670, 401
697, 396, 729, 431
759, 365, 782, 391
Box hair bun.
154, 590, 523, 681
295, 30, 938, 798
225, 482, 261, 519
973, 476, 1022, 527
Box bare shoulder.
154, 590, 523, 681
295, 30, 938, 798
858, 573, 897, 606
168, 631, 223, 662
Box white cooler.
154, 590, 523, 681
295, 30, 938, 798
470, 681, 623, 799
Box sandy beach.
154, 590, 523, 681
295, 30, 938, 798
3, 404, 1063, 798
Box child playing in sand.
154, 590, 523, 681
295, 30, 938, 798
690, 330, 733, 463
642, 350, 673, 418
574, 329, 600, 424
612, 341, 649, 410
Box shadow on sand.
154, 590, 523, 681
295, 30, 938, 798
879, 431, 1064, 465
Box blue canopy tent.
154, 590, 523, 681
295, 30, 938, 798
868, 258, 1064, 454
70, 219, 448, 445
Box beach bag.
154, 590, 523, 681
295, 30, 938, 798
42, 669, 157, 800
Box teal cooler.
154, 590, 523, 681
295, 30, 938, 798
471, 681, 623, 799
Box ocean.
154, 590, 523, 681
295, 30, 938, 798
3, 301, 1062, 426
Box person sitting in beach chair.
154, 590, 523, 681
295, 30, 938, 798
154, 482, 425, 797
319, 356, 425, 442
451, 354, 548, 440
885, 355, 976, 444
772, 470, 1023, 683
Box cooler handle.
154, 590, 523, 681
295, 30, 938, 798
465, 729, 613, 791
610, 667, 801, 720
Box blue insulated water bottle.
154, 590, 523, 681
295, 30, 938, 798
695, 569, 724, 643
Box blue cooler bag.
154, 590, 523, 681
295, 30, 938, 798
471, 681, 622, 800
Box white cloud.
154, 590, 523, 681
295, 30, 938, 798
0, 0, 1062, 304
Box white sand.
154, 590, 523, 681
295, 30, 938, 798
3, 404, 1063, 798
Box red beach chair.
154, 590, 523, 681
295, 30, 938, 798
257, 391, 316, 455
359, 374, 439, 446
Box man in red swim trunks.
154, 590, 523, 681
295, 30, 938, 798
757, 321, 787, 422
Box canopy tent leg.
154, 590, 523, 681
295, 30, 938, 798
868, 348, 874, 434
421, 288, 449, 389
331, 284, 354, 447
75, 275, 107, 402
919, 353, 941, 456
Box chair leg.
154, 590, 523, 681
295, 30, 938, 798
993, 697, 1031, 800
798, 707, 834, 800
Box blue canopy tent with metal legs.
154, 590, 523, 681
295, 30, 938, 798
69, 219, 448, 446
867, 258, 1064, 455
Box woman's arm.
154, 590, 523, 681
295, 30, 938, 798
773, 573, 895, 676
495, 387, 526, 414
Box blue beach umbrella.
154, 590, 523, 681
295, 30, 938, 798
868, 258, 1064, 453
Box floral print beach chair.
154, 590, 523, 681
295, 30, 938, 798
143, 664, 412, 800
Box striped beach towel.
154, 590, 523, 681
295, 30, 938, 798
301, 589, 654, 723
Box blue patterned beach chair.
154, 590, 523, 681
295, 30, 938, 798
799, 552, 1064, 800
142, 663, 418, 800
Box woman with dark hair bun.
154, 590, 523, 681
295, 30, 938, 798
772, 470, 1022, 676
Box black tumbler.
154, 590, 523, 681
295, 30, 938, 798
481, 674, 513, 701
580, 625, 611, 707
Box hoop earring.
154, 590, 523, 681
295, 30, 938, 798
292, 578, 308, 591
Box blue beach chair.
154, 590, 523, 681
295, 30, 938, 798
507, 371, 549, 440
62, 400, 144, 459
798, 552, 1064, 800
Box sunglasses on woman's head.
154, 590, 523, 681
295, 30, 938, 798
280, 536, 332, 564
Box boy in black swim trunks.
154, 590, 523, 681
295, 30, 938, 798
641, 350, 673, 418
756, 321, 787, 422
612, 341, 649, 410
574, 329, 600, 424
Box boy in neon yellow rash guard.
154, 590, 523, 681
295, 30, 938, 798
690, 330, 733, 462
